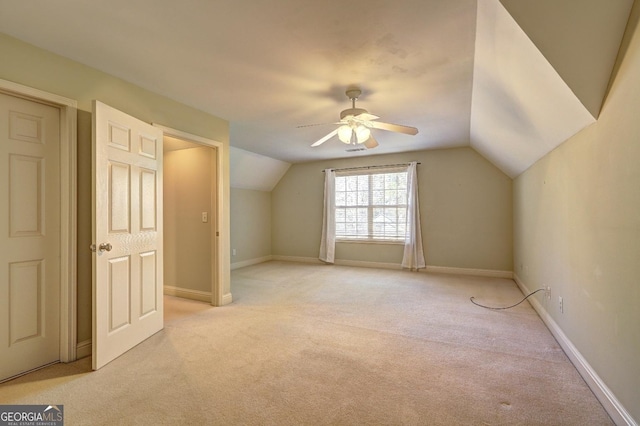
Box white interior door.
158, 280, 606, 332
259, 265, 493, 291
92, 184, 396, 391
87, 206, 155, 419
0, 93, 61, 380
92, 100, 163, 370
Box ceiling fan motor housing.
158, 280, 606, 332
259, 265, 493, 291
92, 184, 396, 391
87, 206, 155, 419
340, 108, 368, 119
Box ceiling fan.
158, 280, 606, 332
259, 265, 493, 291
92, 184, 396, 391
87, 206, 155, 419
302, 88, 419, 150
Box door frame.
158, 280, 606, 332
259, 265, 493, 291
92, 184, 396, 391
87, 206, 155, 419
0, 78, 78, 362
154, 125, 231, 306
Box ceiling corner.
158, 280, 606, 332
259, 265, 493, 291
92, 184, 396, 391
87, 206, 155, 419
470, 0, 596, 178
499, 0, 634, 118
230, 147, 291, 192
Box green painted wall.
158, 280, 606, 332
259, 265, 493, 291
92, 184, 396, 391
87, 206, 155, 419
230, 188, 272, 265
272, 148, 513, 271
513, 3, 640, 419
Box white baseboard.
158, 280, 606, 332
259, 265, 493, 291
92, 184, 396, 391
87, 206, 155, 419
76, 339, 91, 359
272, 255, 401, 269
163, 286, 212, 302
336, 259, 403, 270
271, 255, 323, 264
231, 255, 273, 270
221, 292, 233, 306
425, 265, 513, 279
514, 274, 637, 426
271, 256, 512, 278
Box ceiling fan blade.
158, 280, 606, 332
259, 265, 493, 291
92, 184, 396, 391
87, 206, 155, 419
297, 122, 340, 128
370, 121, 418, 135
364, 135, 379, 149
311, 128, 339, 147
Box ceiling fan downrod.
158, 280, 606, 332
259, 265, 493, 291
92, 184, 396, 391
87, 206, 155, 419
340, 88, 368, 120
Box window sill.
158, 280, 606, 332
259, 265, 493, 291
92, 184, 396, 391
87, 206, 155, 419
336, 239, 404, 245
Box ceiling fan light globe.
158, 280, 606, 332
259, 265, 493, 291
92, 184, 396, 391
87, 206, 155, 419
355, 125, 370, 143
338, 125, 353, 144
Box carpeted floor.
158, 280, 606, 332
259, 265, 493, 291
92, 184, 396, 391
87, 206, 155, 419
0, 261, 613, 425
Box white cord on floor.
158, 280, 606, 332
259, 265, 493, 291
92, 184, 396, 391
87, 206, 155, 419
470, 288, 546, 310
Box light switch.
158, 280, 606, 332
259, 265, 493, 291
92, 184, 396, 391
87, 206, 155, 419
202, 212, 208, 223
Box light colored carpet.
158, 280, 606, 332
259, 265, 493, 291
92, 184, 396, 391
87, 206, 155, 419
0, 261, 612, 425
163, 294, 214, 323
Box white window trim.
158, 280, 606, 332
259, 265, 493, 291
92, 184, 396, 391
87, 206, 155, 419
336, 239, 404, 245
334, 165, 409, 243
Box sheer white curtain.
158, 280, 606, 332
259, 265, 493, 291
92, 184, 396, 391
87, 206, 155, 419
319, 168, 336, 263
402, 162, 426, 270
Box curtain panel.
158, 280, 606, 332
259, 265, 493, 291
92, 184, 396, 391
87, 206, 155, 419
319, 168, 336, 263
402, 161, 426, 270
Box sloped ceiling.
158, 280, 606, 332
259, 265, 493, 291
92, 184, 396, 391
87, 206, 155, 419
471, 0, 596, 177
230, 147, 291, 191
164, 137, 291, 191
500, 0, 634, 119
0, 0, 633, 182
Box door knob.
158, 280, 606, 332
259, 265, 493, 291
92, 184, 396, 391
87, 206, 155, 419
90, 243, 113, 253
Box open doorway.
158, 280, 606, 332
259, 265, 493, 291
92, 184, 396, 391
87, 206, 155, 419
162, 135, 218, 321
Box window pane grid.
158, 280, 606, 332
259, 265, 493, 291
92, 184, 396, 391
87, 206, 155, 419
335, 171, 409, 241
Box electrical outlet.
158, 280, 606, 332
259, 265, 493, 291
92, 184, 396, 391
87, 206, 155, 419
559, 296, 564, 313
546, 286, 551, 300
232, 248, 237, 256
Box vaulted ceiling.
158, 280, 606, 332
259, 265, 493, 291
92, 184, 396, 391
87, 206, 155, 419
0, 0, 634, 178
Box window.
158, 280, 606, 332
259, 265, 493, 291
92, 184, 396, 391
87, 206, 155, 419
335, 167, 408, 242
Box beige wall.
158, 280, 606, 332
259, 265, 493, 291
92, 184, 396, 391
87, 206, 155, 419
165, 147, 213, 293
272, 148, 513, 271
513, 3, 640, 420
230, 188, 272, 265
0, 33, 230, 344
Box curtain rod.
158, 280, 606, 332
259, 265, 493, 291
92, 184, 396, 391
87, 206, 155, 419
322, 162, 420, 172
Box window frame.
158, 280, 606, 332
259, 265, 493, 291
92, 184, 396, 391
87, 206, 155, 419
334, 165, 409, 244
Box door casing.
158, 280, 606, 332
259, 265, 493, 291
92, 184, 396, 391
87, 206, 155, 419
0, 78, 78, 363
154, 125, 229, 306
